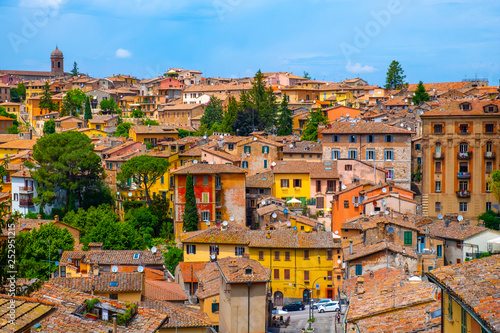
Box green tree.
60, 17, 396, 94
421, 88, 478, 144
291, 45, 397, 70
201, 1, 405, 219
84, 96, 92, 122
27, 131, 104, 211
80, 181, 114, 210
61, 89, 86, 117
71, 61, 79, 77
10, 88, 21, 103
277, 93, 293, 136
163, 245, 183, 274
178, 129, 194, 138
16, 223, 75, 279
131, 108, 143, 118
17, 82, 26, 101
142, 119, 160, 126
249, 70, 267, 129
488, 170, 500, 203
63, 205, 119, 241
385, 60, 407, 90
43, 119, 56, 135
220, 95, 239, 133
39, 82, 59, 114
183, 173, 199, 232
303, 71, 311, 80
7, 125, 19, 134
100, 98, 118, 114
412, 81, 430, 105
114, 122, 134, 138
200, 96, 224, 129
126, 207, 158, 246
301, 108, 329, 141
478, 210, 500, 231
82, 217, 146, 250
118, 155, 170, 206
232, 91, 256, 136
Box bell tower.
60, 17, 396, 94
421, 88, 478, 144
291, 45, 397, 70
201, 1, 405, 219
50, 46, 64, 77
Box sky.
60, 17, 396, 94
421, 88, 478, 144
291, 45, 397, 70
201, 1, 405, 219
1, 0, 500, 86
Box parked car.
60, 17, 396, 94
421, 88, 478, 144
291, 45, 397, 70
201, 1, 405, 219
311, 298, 332, 309
282, 302, 305, 311
318, 301, 340, 313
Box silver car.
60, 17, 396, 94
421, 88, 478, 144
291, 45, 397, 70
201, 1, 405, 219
311, 298, 332, 309
318, 301, 340, 313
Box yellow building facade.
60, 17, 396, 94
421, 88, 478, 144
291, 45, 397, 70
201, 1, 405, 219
272, 170, 311, 204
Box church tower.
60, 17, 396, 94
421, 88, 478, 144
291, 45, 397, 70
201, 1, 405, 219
51, 46, 64, 77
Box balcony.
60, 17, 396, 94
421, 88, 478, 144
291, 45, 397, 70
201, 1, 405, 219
484, 152, 496, 159
457, 152, 472, 159
19, 199, 34, 207
215, 183, 222, 191
457, 172, 471, 179
326, 187, 335, 193
433, 152, 444, 159
19, 186, 34, 193
456, 190, 471, 198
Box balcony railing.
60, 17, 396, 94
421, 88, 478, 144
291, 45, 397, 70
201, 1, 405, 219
215, 183, 222, 190
326, 187, 335, 193
456, 190, 471, 198
19, 200, 34, 207
19, 186, 34, 192
457, 152, 472, 159
484, 152, 496, 159
457, 172, 471, 179
433, 152, 444, 159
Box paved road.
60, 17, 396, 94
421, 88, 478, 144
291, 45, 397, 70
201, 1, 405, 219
270, 306, 343, 333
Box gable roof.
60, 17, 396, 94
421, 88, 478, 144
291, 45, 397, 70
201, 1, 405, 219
320, 121, 413, 134
246, 171, 274, 188
49, 273, 142, 293
172, 163, 247, 175
0, 295, 56, 332
417, 219, 495, 241
59, 250, 164, 266
217, 257, 270, 284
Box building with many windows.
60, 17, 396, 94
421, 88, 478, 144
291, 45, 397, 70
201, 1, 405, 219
421, 101, 500, 219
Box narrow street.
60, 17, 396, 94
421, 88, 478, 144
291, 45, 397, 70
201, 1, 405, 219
269, 306, 343, 333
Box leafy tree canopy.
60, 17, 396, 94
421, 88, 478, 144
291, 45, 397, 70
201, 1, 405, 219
277, 93, 293, 136
385, 60, 407, 90
114, 122, 134, 139
131, 109, 143, 118
142, 119, 159, 126
164, 245, 183, 274
17, 82, 26, 101
82, 216, 146, 250
100, 98, 118, 114
39, 82, 59, 114
478, 210, 500, 231
200, 96, 224, 129
301, 108, 329, 141
413, 81, 430, 105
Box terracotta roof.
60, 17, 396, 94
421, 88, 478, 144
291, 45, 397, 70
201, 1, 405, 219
343, 239, 416, 261
49, 273, 142, 293
283, 141, 323, 154
0, 134, 22, 143
202, 148, 241, 162
0, 139, 37, 150
178, 262, 207, 283
101, 140, 140, 155
12, 169, 31, 178
144, 280, 188, 301
272, 161, 338, 178
217, 257, 270, 284
417, 219, 494, 241
194, 262, 221, 299
320, 121, 413, 134
114, 265, 165, 280
407, 81, 470, 92
131, 125, 178, 134
246, 171, 274, 188
60, 250, 164, 266
159, 103, 205, 111
0, 295, 56, 332
172, 163, 247, 175
183, 82, 252, 93
272, 160, 311, 174
426, 256, 500, 332
421, 100, 500, 117
179, 145, 204, 157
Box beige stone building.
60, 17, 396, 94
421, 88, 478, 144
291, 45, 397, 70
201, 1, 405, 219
421, 100, 500, 220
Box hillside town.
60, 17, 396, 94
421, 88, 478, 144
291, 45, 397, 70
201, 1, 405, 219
0, 47, 499, 333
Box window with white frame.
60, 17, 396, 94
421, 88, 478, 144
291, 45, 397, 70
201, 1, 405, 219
366, 150, 375, 160
202, 211, 210, 221
187, 245, 196, 254
459, 202, 468, 212
348, 150, 357, 159
331, 150, 340, 160
384, 150, 393, 161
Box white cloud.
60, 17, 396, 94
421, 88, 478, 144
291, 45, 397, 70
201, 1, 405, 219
345, 61, 376, 74
115, 48, 132, 58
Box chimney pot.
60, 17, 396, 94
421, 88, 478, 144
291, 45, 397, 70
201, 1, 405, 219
37, 214, 41, 220
54, 215, 59, 222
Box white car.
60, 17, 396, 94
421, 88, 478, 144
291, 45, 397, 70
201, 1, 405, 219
311, 299, 332, 309
318, 301, 340, 313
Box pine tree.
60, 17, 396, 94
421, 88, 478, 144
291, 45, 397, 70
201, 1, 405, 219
385, 60, 407, 90
301, 108, 329, 141
84, 96, 92, 121
221, 96, 239, 133
200, 96, 224, 129
412, 81, 430, 105
183, 173, 199, 232
39, 82, 59, 114
277, 94, 293, 136
71, 62, 79, 77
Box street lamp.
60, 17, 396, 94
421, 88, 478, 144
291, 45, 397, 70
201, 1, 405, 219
288, 279, 326, 330
310, 277, 327, 324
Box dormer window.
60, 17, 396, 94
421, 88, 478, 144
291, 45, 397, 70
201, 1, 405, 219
484, 105, 498, 113
460, 102, 472, 111
245, 267, 253, 275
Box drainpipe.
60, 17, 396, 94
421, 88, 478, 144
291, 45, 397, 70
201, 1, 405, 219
248, 282, 252, 333
113, 314, 117, 333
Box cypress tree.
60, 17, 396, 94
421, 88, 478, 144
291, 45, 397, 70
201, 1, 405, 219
183, 173, 199, 232
277, 93, 293, 136
84, 96, 92, 121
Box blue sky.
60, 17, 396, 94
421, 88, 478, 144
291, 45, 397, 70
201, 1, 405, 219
1, 0, 500, 86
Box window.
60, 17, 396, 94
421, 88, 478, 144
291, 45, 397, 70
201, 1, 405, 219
367, 135, 374, 143
345, 164, 353, 171
316, 180, 321, 192
434, 124, 443, 133
331, 150, 340, 160
327, 250, 333, 260
459, 181, 468, 191
459, 162, 468, 173
258, 251, 264, 261
281, 179, 289, 188
304, 250, 309, 260
284, 269, 290, 280
435, 161, 442, 173
242, 161, 248, 168
262, 146, 269, 154
386, 169, 394, 180
285, 251, 290, 261
203, 176, 208, 185
384, 150, 393, 161
348, 150, 357, 159
187, 245, 196, 254
417, 157, 422, 165
293, 179, 302, 187
435, 202, 441, 212
415, 143, 421, 150
344, 200, 349, 208
274, 269, 279, 280
486, 182, 491, 192
404, 231, 412, 245
448, 293, 453, 318
485, 124, 494, 133
244, 146, 251, 154
212, 303, 219, 313
461, 308, 467, 333
192, 176, 197, 185
216, 211, 222, 220
355, 264, 362, 276
366, 150, 375, 160
332, 135, 339, 143
202, 192, 209, 203
316, 197, 324, 209
437, 245, 442, 258
486, 202, 492, 211
460, 102, 471, 111
459, 143, 468, 152
202, 211, 210, 221
459, 202, 468, 212
486, 161, 493, 173
109, 294, 118, 300
304, 270, 309, 282
235, 247, 245, 256
459, 124, 469, 133
210, 245, 219, 255
349, 135, 357, 143
274, 251, 280, 261
435, 181, 441, 193
60, 266, 66, 277
385, 135, 393, 143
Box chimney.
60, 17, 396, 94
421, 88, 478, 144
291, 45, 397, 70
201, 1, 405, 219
444, 220, 450, 228
356, 276, 364, 294
113, 314, 117, 333
54, 215, 59, 222
349, 239, 353, 255
229, 260, 238, 274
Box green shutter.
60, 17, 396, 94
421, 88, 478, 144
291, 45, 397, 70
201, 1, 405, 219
437, 245, 442, 257
212, 303, 219, 313
264, 160, 268, 168
355, 264, 362, 276
404, 231, 412, 245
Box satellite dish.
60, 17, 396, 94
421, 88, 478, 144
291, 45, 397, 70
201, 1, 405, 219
370, 211, 375, 216
407, 127, 411, 131
55, 261, 59, 266
400, 123, 404, 127
128, 192, 133, 197
112, 266, 118, 273
210, 254, 216, 260
206, 220, 211, 226
220, 135, 224, 139
271, 161, 276, 167
272, 213, 277, 218
229, 216, 235, 222
382, 199, 386, 205
387, 227, 394, 234
137, 266, 144, 273
293, 226, 297, 230
203, 135, 207, 139
261, 200, 266, 205
222, 221, 228, 226
289, 144, 294, 148
346, 113, 349, 117
283, 208, 288, 214
342, 185, 347, 190
334, 230, 339, 234
286, 221, 291, 227
193, 160, 198, 164
253, 137, 257, 141
457, 215, 463, 222
337, 260, 342, 264
68, 258, 72, 262
437, 215, 443, 220
151, 247, 157, 254
385, 210, 389, 215
382, 188, 387, 193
